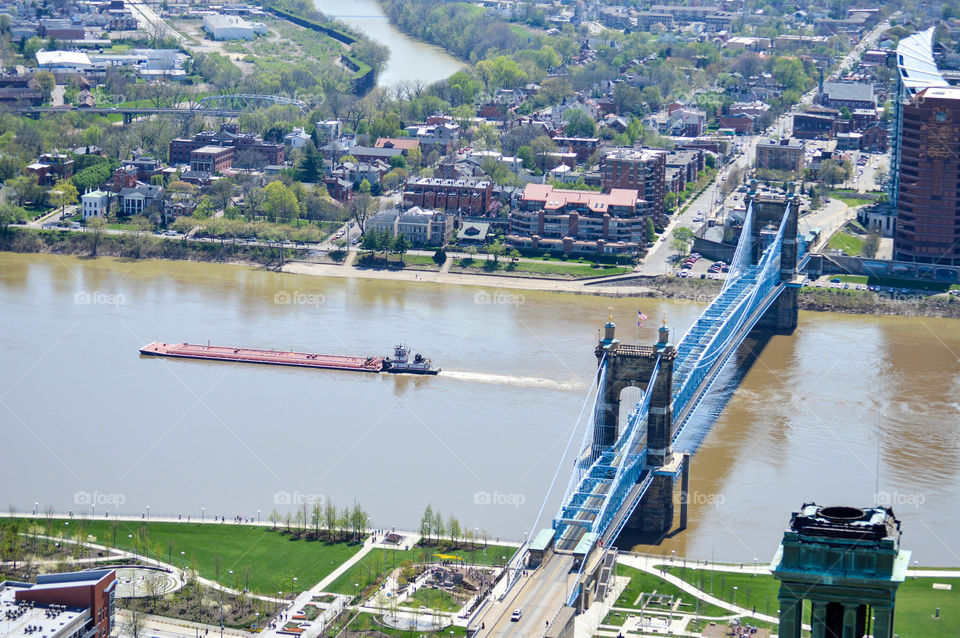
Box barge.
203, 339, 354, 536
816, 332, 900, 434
139, 342, 439, 375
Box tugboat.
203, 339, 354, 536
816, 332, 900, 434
383, 344, 440, 375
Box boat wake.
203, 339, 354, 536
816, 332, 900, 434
439, 370, 584, 391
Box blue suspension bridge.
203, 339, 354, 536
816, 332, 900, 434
470, 193, 805, 638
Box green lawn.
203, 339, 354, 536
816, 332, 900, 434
16, 519, 361, 595
664, 568, 960, 638
346, 613, 467, 637
833, 275, 868, 284
826, 230, 864, 255
664, 567, 781, 618
401, 587, 462, 612
614, 564, 728, 617
402, 254, 441, 270
834, 195, 872, 207
451, 258, 629, 279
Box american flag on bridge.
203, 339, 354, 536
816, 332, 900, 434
637, 310, 648, 327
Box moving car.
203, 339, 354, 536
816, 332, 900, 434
511, 609, 523, 622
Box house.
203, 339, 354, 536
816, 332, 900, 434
402, 178, 493, 214
375, 137, 421, 155
284, 127, 312, 148
368, 207, 454, 247
26, 153, 73, 186
119, 183, 162, 216
81, 190, 110, 219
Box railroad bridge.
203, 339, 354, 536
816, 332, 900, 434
470, 192, 803, 638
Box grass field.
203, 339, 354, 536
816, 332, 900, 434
826, 230, 864, 255
402, 254, 441, 270
664, 567, 960, 638
16, 518, 361, 594
451, 258, 630, 279
613, 564, 728, 618
401, 587, 461, 612
346, 612, 467, 637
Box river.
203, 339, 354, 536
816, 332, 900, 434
1, 254, 958, 565
313, 0, 464, 87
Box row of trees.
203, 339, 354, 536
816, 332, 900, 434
418, 504, 488, 548
268, 499, 370, 544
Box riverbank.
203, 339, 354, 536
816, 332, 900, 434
4, 229, 959, 318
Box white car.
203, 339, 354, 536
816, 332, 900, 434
511, 609, 523, 622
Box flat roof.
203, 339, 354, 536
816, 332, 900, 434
896, 27, 948, 96
530, 528, 555, 552
192, 145, 231, 154
573, 532, 598, 556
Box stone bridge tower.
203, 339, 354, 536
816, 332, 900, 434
750, 193, 801, 333
595, 319, 681, 536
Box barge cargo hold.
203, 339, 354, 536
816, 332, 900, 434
139, 342, 385, 372
139, 342, 440, 374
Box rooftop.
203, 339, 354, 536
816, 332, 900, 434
821, 82, 874, 103
896, 27, 948, 97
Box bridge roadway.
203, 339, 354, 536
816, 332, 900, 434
473, 554, 575, 638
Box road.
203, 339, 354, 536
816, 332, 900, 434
126, 0, 185, 42
474, 554, 575, 638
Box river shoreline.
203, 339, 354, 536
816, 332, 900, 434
3, 230, 959, 318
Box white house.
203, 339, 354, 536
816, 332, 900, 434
81, 190, 109, 220
284, 127, 312, 148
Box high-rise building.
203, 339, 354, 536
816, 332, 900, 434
891, 28, 960, 265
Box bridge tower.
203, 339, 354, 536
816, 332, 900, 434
749, 192, 801, 333
595, 320, 680, 536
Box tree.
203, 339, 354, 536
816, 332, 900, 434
530, 135, 558, 172
33, 71, 55, 102
131, 215, 152, 258
324, 500, 337, 541
0, 203, 26, 233
263, 181, 299, 223
613, 83, 642, 115
672, 226, 694, 256
296, 143, 323, 183
420, 505, 433, 543
84, 216, 106, 256
391, 233, 410, 257
516, 146, 535, 170
448, 515, 461, 549
563, 108, 596, 137
208, 179, 235, 212
349, 193, 376, 235
49, 179, 78, 217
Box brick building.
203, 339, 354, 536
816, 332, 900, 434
599, 148, 666, 217
169, 124, 283, 168
189, 146, 234, 173
755, 138, 805, 173
1, 570, 117, 638
402, 178, 493, 214
507, 184, 650, 255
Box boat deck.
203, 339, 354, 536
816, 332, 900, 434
139, 342, 385, 372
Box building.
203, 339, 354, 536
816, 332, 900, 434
189, 146, 234, 174
792, 106, 840, 139
599, 148, 666, 216
718, 113, 754, 134
81, 190, 110, 219
0, 570, 117, 638
755, 138, 804, 173
26, 153, 74, 186
202, 14, 264, 40
771, 504, 909, 638
368, 207, 454, 247
284, 127, 312, 148
349, 146, 404, 165
552, 137, 601, 162
169, 124, 283, 168
508, 184, 650, 255
402, 178, 493, 215
375, 137, 421, 155
819, 82, 876, 111
890, 30, 960, 265
120, 184, 162, 216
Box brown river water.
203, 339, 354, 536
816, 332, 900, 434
1, 253, 958, 564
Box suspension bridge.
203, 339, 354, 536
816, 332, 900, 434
469, 193, 804, 638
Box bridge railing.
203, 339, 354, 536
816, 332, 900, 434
671, 203, 792, 435
591, 358, 659, 535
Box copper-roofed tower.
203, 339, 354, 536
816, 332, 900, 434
771, 503, 911, 638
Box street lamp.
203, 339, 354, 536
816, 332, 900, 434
257, 510, 261, 525
201, 507, 205, 523
733, 586, 738, 606
146, 505, 150, 521
292, 576, 297, 595
34, 502, 38, 516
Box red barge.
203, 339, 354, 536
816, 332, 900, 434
139, 342, 439, 375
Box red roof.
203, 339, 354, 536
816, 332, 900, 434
522, 184, 638, 213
